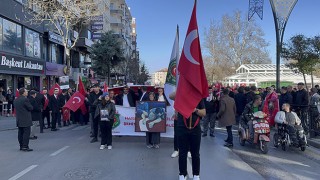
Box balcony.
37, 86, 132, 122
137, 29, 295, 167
110, 7, 124, 14
110, 17, 124, 28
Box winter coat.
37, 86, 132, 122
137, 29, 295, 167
94, 99, 116, 121
235, 92, 246, 115
217, 95, 236, 127
29, 96, 42, 122
279, 92, 293, 108
13, 96, 33, 127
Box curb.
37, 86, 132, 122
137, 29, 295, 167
308, 139, 320, 149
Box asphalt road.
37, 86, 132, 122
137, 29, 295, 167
0, 124, 319, 180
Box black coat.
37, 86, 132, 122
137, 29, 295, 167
116, 91, 137, 107
88, 91, 103, 113
279, 92, 293, 108
29, 96, 42, 121
295, 89, 309, 106
13, 96, 33, 127
235, 92, 247, 115
36, 93, 45, 110
58, 94, 68, 108
138, 91, 149, 101
94, 100, 116, 121
49, 95, 61, 113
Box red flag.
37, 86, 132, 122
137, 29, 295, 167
80, 103, 87, 115
62, 107, 70, 121
103, 82, 108, 92
63, 92, 85, 112
174, 1, 208, 118
49, 83, 61, 96
78, 76, 86, 96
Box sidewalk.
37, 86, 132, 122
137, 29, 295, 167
0, 116, 17, 131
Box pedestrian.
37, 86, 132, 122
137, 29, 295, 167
175, 93, 206, 180
94, 92, 116, 150
146, 92, 161, 148
14, 88, 33, 151
42, 88, 51, 129
115, 86, 137, 107
279, 86, 293, 108
262, 86, 279, 127
49, 88, 61, 131
87, 84, 103, 143
29, 90, 42, 138
169, 91, 179, 158
5, 89, 15, 116
59, 89, 69, 126
202, 87, 218, 137
234, 86, 246, 124
217, 88, 236, 147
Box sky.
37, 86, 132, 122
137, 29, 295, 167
126, 0, 320, 74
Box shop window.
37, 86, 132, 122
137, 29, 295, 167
2, 19, 22, 54
25, 28, 41, 58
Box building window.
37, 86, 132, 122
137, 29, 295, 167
0, 17, 2, 49
25, 28, 41, 58
51, 44, 64, 64
2, 19, 22, 54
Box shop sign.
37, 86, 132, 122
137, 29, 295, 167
49, 31, 64, 45
1, 54, 45, 75
92, 32, 102, 40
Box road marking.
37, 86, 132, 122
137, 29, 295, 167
187, 157, 193, 178
50, 146, 70, 156
8, 165, 38, 180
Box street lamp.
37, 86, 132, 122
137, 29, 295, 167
269, 0, 298, 91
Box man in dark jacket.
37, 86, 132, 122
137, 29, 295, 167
279, 86, 293, 108
116, 86, 137, 107
287, 85, 297, 105
59, 89, 69, 126
49, 88, 61, 131
14, 88, 33, 151
138, 86, 149, 101
202, 87, 219, 137
295, 82, 309, 107
87, 85, 103, 143
29, 90, 42, 138
235, 86, 247, 124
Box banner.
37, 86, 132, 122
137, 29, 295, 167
113, 105, 175, 138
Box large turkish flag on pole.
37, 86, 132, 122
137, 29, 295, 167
174, 0, 208, 118
64, 92, 85, 112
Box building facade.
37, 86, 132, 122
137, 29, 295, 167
151, 68, 168, 86
225, 64, 320, 88
0, 0, 46, 91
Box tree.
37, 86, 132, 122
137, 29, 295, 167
125, 58, 140, 84
282, 34, 320, 90
136, 62, 150, 85
203, 10, 271, 82
22, 0, 100, 71
90, 31, 124, 85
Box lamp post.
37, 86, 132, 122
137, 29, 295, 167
269, 0, 298, 91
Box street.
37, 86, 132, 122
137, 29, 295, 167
0, 120, 320, 180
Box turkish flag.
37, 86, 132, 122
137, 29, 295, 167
174, 1, 208, 118
103, 82, 108, 92
49, 83, 61, 96
64, 92, 85, 112
78, 76, 86, 96
62, 107, 70, 121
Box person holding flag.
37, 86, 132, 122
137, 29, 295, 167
174, 1, 208, 180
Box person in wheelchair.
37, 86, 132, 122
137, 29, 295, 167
275, 103, 302, 146
240, 95, 263, 142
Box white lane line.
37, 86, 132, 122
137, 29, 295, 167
8, 165, 38, 180
187, 157, 193, 178
50, 146, 70, 156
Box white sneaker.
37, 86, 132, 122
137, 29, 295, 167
188, 152, 192, 158
107, 145, 112, 150
193, 175, 200, 180
100, 145, 105, 150
171, 151, 179, 158
179, 175, 187, 180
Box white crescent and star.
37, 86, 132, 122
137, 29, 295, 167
72, 97, 81, 104
184, 29, 200, 65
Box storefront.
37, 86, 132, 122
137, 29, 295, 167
0, 53, 45, 91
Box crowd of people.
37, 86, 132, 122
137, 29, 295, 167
3, 82, 320, 180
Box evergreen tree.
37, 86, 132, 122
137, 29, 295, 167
90, 31, 124, 84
